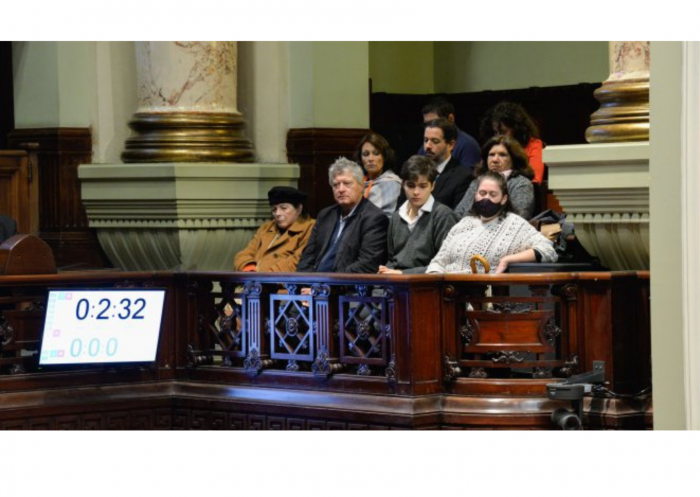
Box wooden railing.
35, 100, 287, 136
0, 270, 651, 429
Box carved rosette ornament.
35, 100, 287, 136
544, 318, 562, 346
586, 42, 650, 143
122, 42, 253, 163
553, 283, 578, 301
244, 348, 263, 373
312, 350, 332, 376
286, 317, 300, 337
243, 281, 262, 297
310, 283, 331, 298
356, 321, 371, 341
460, 321, 475, 347
312, 349, 344, 377
443, 285, 456, 302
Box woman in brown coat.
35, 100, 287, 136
234, 186, 315, 272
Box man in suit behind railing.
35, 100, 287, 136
297, 158, 388, 274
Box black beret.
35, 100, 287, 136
267, 186, 307, 206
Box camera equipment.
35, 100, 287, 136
546, 361, 606, 430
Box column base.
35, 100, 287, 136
586, 80, 650, 143
122, 112, 255, 163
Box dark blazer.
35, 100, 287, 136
297, 197, 388, 273
396, 156, 474, 211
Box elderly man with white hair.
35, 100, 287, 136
297, 157, 388, 273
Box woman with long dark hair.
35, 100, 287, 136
480, 101, 545, 184
353, 132, 401, 217
454, 135, 535, 220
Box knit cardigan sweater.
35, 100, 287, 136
386, 200, 460, 274
426, 212, 557, 274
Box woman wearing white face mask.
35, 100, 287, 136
426, 171, 556, 274
454, 135, 535, 220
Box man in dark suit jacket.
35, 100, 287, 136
398, 118, 474, 211
417, 97, 481, 175
297, 158, 388, 273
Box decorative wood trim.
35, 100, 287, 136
286, 128, 368, 217
0, 270, 652, 430
7, 128, 110, 269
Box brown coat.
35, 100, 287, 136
233, 217, 316, 272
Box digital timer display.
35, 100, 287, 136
39, 289, 166, 365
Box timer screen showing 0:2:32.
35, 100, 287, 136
39, 289, 166, 365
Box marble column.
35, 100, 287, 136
546, 42, 651, 271
122, 41, 254, 162
586, 41, 650, 143
80, 42, 300, 271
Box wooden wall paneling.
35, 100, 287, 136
610, 272, 652, 394
0, 151, 37, 234
286, 128, 368, 218
0, 42, 13, 150
406, 284, 443, 395
578, 276, 615, 384
7, 128, 111, 270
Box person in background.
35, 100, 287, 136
454, 135, 535, 220
297, 158, 388, 274
480, 101, 545, 184
427, 171, 556, 274
378, 155, 459, 275
234, 186, 315, 272
354, 132, 401, 217
417, 96, 481, 174
398, 118, 473, 211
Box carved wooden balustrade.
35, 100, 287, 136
183, 272, 444, 398
0, 270, 651, 429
